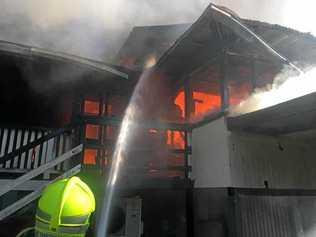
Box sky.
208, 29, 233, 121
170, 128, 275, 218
0, 0, 315, 62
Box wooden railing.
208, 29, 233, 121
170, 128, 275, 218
0, 124, 83, 220
0, 125, 80, 171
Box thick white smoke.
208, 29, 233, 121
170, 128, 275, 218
1, 0, 315, 61
230, 67, 316, 116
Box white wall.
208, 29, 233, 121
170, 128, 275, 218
192, 118, 231, 188
192, 117, 316, 189
228, 132, 316, 189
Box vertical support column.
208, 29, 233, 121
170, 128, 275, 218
184, 77, 194, 237
96, 95, 104, 170
70, 93, 81, 151
227, 188, 239, 237
184, 77, 193, 122
0, 128, 4, 155
220, 52, 229, 111
79, 95, 86, 166
184, 132, 189, 179
185, 181, 195, 237
102, 94, 109, 175
184, 77, 192, 179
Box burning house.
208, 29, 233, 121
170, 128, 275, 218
1, 2, 316, 237
152, 4, 316, 237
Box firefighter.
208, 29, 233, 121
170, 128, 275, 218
16, 176, 96, 237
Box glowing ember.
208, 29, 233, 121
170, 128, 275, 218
230, 67, 316, 116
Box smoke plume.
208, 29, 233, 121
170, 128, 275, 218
1, 0, 316, 62
229, 67, 316, 116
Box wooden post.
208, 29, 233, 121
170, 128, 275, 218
185, 182, 195, 237
184, 77, 192, 179
79, 95, 86, 166
102, 94, 109, 174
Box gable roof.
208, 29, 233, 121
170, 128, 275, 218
156, 3, 316, 80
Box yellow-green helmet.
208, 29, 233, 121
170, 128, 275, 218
35, 176, 95, 237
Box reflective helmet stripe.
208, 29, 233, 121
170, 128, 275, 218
36, 219, 89, 235
61, 215, 89, 225
36, 208, 89, 225
35, 232, 86, 237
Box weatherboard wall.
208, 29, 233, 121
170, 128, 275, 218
191, 117, 316, 189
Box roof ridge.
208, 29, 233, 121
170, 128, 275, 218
243, 19, 316, 41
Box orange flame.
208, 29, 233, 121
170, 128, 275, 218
84, 100, 100, 115
175, 90, 185, 118
174, 89, 222, 121
84, 149, 97, 165
85, 124, 100, 139
193, 92, 221, 117
167, 130, 185, 149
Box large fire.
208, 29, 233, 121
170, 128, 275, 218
82, 72, 225, 169
174, 89, 222, 121
193, 92, 221, 117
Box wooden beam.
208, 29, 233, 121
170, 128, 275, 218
80, 116, 191, 132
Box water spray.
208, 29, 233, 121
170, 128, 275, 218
96, 105, 135, 237
96, 66, 153, 237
